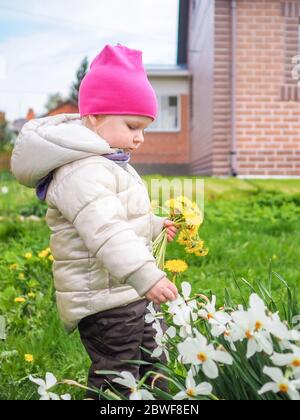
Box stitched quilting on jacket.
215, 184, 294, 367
10, 113, 167, 332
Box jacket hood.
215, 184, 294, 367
10, 113, 119, 187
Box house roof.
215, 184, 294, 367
146, 64, 190, 77
42, 100, 78, 117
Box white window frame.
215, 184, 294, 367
146, 95, 181, 133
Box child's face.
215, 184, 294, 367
86, 115, 153, 152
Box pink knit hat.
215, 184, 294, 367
78, 44, 158, 120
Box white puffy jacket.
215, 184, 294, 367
10, 113, 167, 332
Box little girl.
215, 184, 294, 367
11, 44, 178, 399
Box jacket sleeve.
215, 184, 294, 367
49, 161, 166, 297
150, 213, 168, 242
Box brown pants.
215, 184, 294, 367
78, 299, 168, 399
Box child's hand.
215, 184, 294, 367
164, 220, 179, 242
145, 277, 178, 305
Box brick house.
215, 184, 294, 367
185, 0, 300, 177
10, 0, 300, 178
45, 100, 78, 117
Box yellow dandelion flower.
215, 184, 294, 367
9, 263, 19, 270
18, 273, 25, 280
165, 198, 185, 214
24, 354, 34, 363
177, 231, 192, 246
184, 210, 203, 226
187, 239, 204, 249
28, 292, 36, 299
186, 225, 199, 238
14, 297, 26, 303
38, 248, 51, 258
194, 248, 209, 257
175, 196, 194, 208
48, 255, 54, 262
185, 240, 205, 255
38, 250, 48, 258
24, 252, 32, 259
164, 259, 188, 274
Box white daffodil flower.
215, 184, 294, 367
248, 294, 290, 340
29, 373, 71, 400
112, 371, 155, 400
172, 304, 198, 338
173, 370, 212, 400
271, 345, 300, 375
152, 323, 176, 362
278, 330, 300, 352
230, 310, 274, 358
230, 294, 292, 358
279, 340, 293, 352
220, 323, 238, 352
1, 186, 9, 194
145, 302, 164, 324
181, 282, 198, 311
60, 394, 72, 400
167, 296, 186, 314
198, 295, 232, 337
167, 282, 198, 315
177, 332, 233, 379
259, 367, 300, 400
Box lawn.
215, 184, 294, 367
0, 170, 299, 400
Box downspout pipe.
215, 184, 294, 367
231, 0, 238, 176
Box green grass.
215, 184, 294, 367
0, 171, 300, 399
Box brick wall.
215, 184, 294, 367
188, 0, 216, 175
189, 0, 300, 176
235, 0, 300, 176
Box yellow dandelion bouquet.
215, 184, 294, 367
152, 196, 208, 270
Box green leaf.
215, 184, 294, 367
94, 370, 122, 376
120, 359, 152, 366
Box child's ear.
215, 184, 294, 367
82, 115, 95, 130
89, 115, 98, 128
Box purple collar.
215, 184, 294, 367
102, 150, 131, 170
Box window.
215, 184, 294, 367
147, 95, 180, 132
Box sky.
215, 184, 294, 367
0, 0, 179, 121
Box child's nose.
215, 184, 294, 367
134, 133, 144, 145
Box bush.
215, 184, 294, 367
0, 121, 15, 153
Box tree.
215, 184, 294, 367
0, 112, 14, 152
69, 57, 89, 105
44, 93, 65, 112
